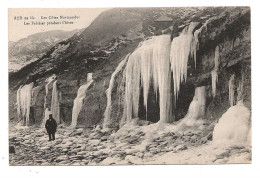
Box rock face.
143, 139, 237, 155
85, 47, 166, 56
9, 7, 250, 130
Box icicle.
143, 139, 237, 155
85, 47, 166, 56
191, 20, 210, 69
229, 74, 235, 106
51, 80, 60, 124
237, 73, 244, 101
16, 85, 22, 121
16, 83, 34, 126
103, 54, 129, 128
211, 70, 218, 97
214, 45, 220, 69
140, 40, 153, 112
70, 73, 93, 129
211, 45, 220, 97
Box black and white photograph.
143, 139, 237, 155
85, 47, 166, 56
7, 6, 252, 166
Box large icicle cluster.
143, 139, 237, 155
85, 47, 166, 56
123, 22, 201, 124
229, 74, 235, 106
170, 22, 199, 100
211, 46, 220, 97
125, 35, 172, 123
70, 73, 93, 129
16, 82, 34, 126
103, 55, 129, 128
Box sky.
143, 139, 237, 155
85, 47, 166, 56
8, 8, 109, 42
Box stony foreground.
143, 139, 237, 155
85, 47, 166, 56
9, 122, 251, 166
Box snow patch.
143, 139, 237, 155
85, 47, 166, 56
213, 101, 251, 146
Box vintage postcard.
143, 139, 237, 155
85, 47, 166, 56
8, 7, 251, 166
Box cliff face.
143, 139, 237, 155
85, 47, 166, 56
106, 7, 250, 127
9, 7, 250, 129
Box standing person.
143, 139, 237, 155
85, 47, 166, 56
45, 114, 57, 141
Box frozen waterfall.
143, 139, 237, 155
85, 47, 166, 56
103, 55, 129, 128
177, 86, 206, 127
70, 73, 93, 129
42, 74, 57, 127
125, 35, 172, 123
16, 83, 34, 126
123, 22, 200, 124
51, 80, 60, 124
44, 74, 56, 109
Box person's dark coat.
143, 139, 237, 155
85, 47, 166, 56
45, 116, 57, 134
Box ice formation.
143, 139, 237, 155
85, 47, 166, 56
42, 108, 52, 126
103, 55, 129, 128
123, 22, 200, 124
213, 100, 251, 145
211, 70, 218, 97
16, 85, 22, 121
42, 74, 57, 127
51, 80, 60, 124
237, 73, 244, 101
229, 74, 235, 106
16, 83, 34, 126
170, 22, 199, 100
44, 74, 57, 108
70, 73, 93, 128
211, 46, 220, 97
177, 86, 206, 127
125, 35, 172, 123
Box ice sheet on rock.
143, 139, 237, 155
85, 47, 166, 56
103, 54, 129, 128
70, 73, 93, 129
51, 80, 60, 124
176, 86, 206, 129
